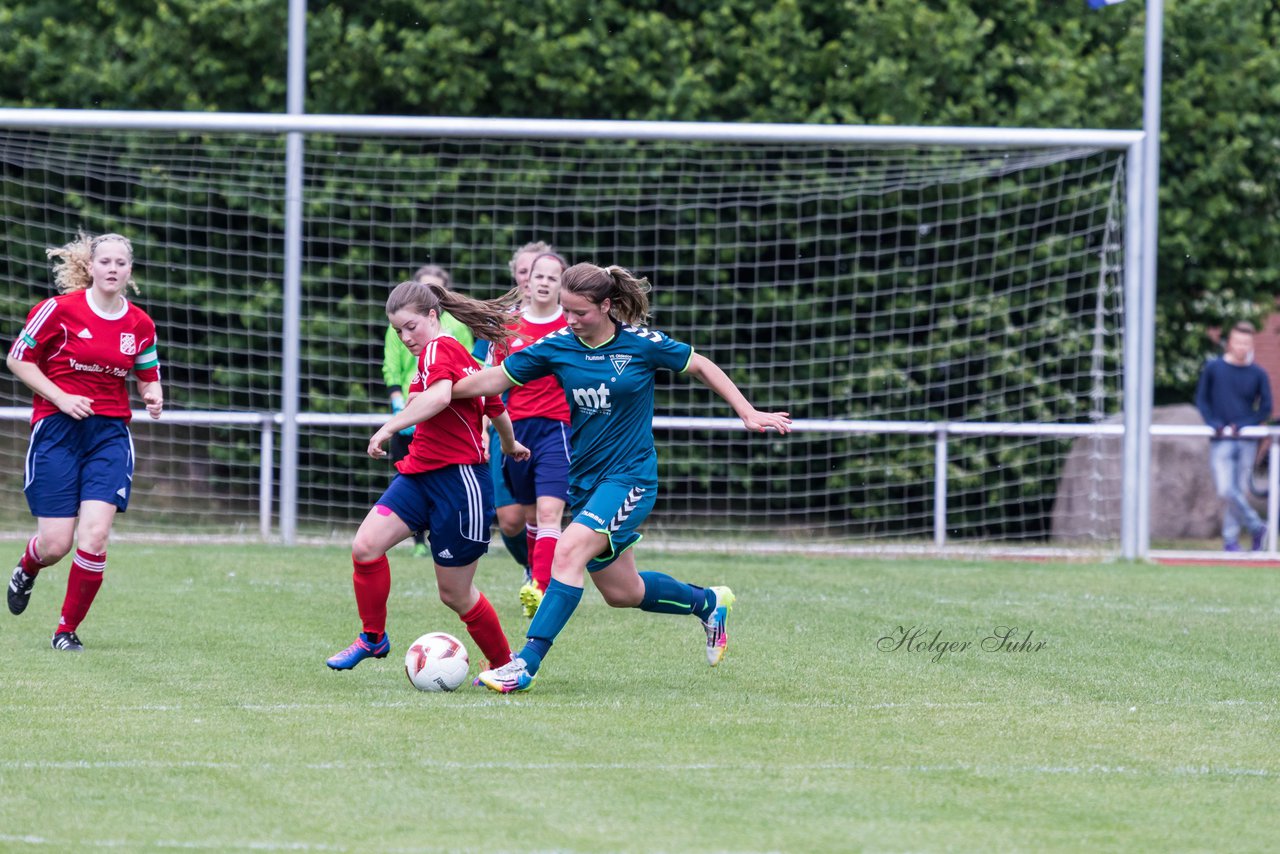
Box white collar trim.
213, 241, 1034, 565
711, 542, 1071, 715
522, 305, 564, 323
85, 290, 129, 321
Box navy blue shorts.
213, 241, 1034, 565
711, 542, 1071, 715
24, 414, 135, 517
503, 417, 571, 506
376, 463, 493, 567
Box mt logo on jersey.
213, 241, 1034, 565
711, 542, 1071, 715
571, 383, 612, 412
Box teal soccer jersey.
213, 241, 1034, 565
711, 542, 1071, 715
500, 322, 694, 497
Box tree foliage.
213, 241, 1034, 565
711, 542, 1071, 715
1, 0, 1277, 537
3, 0, 1276, 396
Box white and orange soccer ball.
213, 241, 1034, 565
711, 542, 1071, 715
404, 632, 470, 692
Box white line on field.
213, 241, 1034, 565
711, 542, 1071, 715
0, 698, 1270, 715
0, 835, 352, 851
0, 759, 1268, 777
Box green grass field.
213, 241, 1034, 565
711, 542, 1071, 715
0, 540, 1276, 852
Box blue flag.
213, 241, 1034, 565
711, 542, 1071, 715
1088, 0, 1128, 7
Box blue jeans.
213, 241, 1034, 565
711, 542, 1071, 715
1208, 438, 1264, 544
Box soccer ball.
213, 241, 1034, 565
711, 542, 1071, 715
404, 631, 470, 692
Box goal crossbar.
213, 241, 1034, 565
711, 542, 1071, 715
0, 108, 1141, 148
0, 109, 1149, 554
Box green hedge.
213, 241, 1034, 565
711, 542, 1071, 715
2, 0, 1277, 539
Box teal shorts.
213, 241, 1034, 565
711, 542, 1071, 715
571, 477, 657, 572
488, 425, 518, 509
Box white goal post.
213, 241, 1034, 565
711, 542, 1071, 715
0, 109, 1147, 555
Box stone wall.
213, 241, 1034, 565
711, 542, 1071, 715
1051, 403, 1266, 542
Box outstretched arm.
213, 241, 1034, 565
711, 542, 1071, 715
452, 365, 515, 399
368, 378, 453, 458
684, 353, 792, 434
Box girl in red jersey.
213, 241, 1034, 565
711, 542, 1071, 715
6, 232, 164, 652
485, 241, 556, 586
326, 278, 530, 673
489, 252, 573, 617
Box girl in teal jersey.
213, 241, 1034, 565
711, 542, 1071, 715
452, 262, 791, 692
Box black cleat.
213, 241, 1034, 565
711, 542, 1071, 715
51, 631, 84, 652
7, 565, 35, 615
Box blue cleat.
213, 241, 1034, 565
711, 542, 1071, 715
326, 632, 390, 670
702, 586, 735, 666
476, 656, 536, 693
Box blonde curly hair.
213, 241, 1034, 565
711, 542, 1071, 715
46, 232, 138, 294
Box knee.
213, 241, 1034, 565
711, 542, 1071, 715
36, 535, 73, 564
74, 527, 111, 556
497, 508, 524, 537
437, 587, 469, 614
350, 532, 382, 563
549, 557, 585, 589
1211, 472, 1235, 498
440, 581, 481, 614
598, 586, 639, 608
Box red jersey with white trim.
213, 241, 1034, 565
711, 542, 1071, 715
491, 308, 571, 423
397, 335, 506, 474
8, 290, 161, 425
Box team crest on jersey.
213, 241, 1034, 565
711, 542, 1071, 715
608, 354, 632, 374
119, 333, 137, 356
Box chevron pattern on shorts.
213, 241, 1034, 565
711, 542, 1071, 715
608, 486, 647, 533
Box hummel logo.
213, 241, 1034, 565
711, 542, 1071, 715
77, 328, 93, 339
438, 549, 454, 559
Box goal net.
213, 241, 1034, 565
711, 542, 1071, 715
0, 121, 1129, 551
